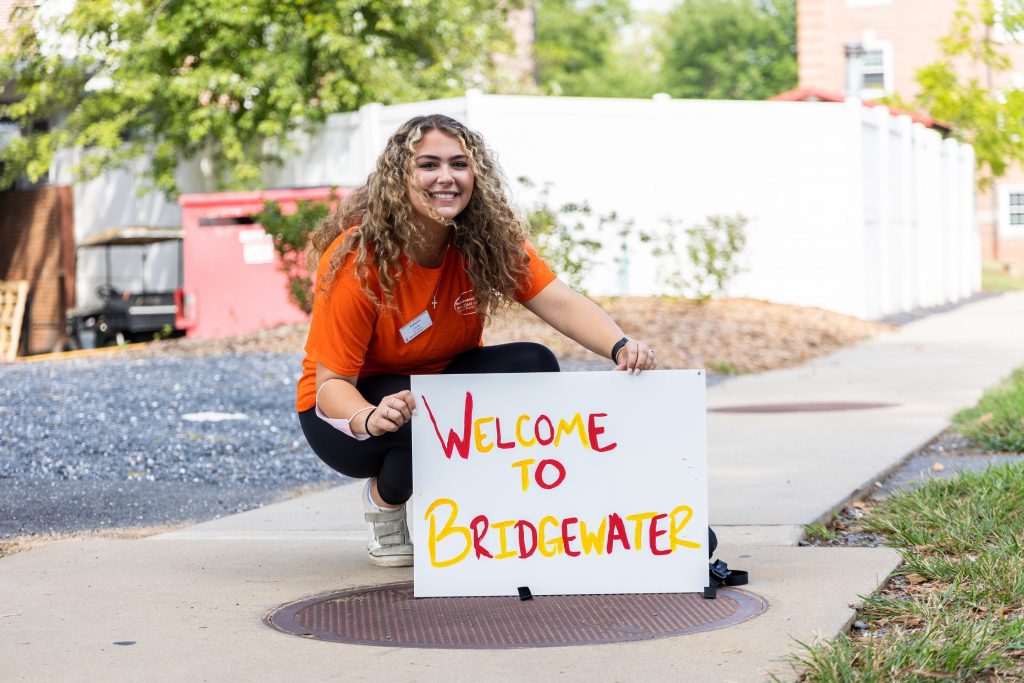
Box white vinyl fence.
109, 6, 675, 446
59, 91, 980, 319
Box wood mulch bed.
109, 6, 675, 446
146, 297, 889, 375
486, 297, 889, 373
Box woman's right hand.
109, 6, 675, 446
366, 390, 418, 435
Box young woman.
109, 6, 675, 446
296, 114, 656, 567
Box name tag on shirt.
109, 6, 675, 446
400, 310, 433, 343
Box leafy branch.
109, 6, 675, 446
641, 214, 749, 301
519, 177, 632, 293
254, 191, 337, 314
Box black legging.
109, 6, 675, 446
298, 342, 560, 505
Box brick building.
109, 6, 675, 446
1, 1, 71, 356
798, 0, 1024, 265
0, 187, 75, 354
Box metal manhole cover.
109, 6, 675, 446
710, 401, 899, 414
264, 582, 767, 649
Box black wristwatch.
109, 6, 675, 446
611, 337, 630, 363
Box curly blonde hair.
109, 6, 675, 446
307, 114, 531, 322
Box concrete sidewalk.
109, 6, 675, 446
3, 292, 1023, 682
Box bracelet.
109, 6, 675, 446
363, 408, 378, 437
348, 405, 375, 436
611, 336, 630, 363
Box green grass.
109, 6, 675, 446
982, 261, 1024, 292
804, 523, 839, 544
790, 462, 1024, 681
952, 369, 1024, 453
790, 369, 1024, 680
708, 361, 745, 375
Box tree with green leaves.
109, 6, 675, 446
579, 12, 666, 99
0, 0, 515, 194
659, 0, 796, 101
533, 0, 644, 97
914, 0, 1024, 189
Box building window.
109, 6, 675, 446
845, 40, 893, 99
1010, 193, 1024, 225
1000, 185, 1024, 237
861, 50, 886, 88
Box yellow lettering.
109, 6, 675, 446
493, 520, 518, 559
424, 498, 471, 568
626, 511, 658, 551
515, 414, 536, 447
510, 458, 535, 492
579, 518, 607, 555
473, 417, 495, 453
554, 413, 590, 448
538, 515, 564, 557
669, 505, 701, 550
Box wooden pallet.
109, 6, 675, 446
0, 280, 29, 362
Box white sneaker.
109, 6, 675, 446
363, 479, 414, 568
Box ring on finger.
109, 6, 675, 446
384, 407, 391, 420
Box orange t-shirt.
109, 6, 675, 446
295, 231, 556, 411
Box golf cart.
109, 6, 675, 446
67, 226, 184, 349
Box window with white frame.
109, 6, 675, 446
861, 49, 887, 89
1000, 185, 1024, 237
846, 40, 893, 99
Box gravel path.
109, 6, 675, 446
0, 353, 327, 538
1, 352, 691, 539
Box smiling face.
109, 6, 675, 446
407, 129, 475, 230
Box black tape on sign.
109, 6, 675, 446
517, 586, 533, 601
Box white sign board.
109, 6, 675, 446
410, 370, 708, 597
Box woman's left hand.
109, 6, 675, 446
614, 339, 657, 375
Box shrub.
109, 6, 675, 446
255, 191, 337, 314
642, 213, 749, 302
519, 178, 632, 294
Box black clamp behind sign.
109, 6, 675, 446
703, 559, 749, 599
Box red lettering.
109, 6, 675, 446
605, 513, 631, 554
561, 517, 581, 557
648, 513, 671, 556
515, 520, 538, 558
470, 514, 493, 559
494, 417, 515, 450
422, 392, 474, 459
536, 459, 567, 489
587, 413, 617, 452
534, 415, 555, 445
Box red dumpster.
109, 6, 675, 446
176, 188, 344, 339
